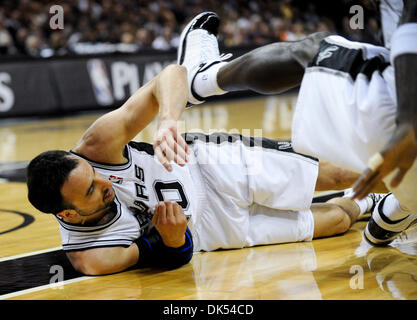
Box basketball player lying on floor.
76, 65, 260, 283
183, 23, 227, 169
27, 61, 387, 275
178, 6, 417, 247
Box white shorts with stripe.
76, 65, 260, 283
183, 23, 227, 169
184, 133, 318, 252
292, 35, 417, 212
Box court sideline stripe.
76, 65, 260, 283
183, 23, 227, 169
0, 246, 62, 262
0, 276, 94, 300
0, 246, 92, 299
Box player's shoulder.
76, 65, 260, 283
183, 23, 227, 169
71, 126, 128, 164
71, 140, 127, 165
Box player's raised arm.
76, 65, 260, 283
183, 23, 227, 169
353, 0, 417, 198
152, 65, 191, 172
72, 64, 189, 166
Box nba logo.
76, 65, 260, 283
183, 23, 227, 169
87, 59, 114, 106
202, 74, 208, 80
109, 175, 123, 184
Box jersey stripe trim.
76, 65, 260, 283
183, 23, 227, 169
56, 196, 122, 233
182, 132, 318, 162
62, 239, 132, 251
69, 146, 132, 171
127, 141, 155, 156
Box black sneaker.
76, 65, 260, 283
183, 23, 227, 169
364, 194, 417, 246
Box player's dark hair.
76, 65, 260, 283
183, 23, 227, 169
27, 150, 78, 215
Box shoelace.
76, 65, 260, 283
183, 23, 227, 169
368, 193, 386, 213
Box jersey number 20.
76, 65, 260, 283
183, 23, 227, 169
153, 180, 189, 209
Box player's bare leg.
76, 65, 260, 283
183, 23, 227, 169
310, 202, 354, 239
315, 160, 389, 193
311, 193, 384, 239
217, 31, 329, 95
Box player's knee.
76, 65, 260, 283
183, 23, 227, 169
290, 31, 332, 68
313, 203, 351, 238
331, 206, 351, 235
308, 31, 333, 43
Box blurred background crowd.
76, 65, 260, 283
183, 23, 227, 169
0, 0, 383, 58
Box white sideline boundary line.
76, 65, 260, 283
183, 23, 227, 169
0, 246, 94, 299
0, 247, 202, 299
0, 276, 94, 300
0, 246, 62, 262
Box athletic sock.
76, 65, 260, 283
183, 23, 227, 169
343, 190, 370, 215
381, 194, 410, 222
353, 198, 371, 215
193, 62, 229, 98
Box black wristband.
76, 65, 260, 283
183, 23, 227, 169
134, 227, 193, 269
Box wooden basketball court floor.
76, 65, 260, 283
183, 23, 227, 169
1, 95, 416, 300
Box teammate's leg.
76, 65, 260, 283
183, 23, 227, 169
177, 11, 330, 105
315, 160, 389, 192
217, 31, 329, 94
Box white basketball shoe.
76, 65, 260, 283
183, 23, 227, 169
364, 193, 417, 246
177, 12, 232, 105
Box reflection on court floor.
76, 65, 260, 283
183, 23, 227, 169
0, 95, 416, 300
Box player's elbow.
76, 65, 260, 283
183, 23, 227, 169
157, 64, 186, 80
164, 64, 187, 75
74, 261, 102, 276
152, 64, 187, 91
66, 252, 99, 275
166, 64, 187, 84
72, 259, 123, 276
65, 250, 124, 276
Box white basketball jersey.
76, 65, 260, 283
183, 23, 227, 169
57, 134, 319, 252
380, 0, 404, 48
58, 141, 199, 251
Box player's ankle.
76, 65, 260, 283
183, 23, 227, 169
193, 61, 229, 98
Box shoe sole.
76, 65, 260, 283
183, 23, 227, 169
364, 209, 417, 246
177, 12, 217, 65
364, 223, 397, 246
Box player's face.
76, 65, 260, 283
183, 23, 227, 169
60, 157, 115, 218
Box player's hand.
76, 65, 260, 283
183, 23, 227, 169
153, 119, 190, 172
352, 123, 417, 200
152, 201, 187, 248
